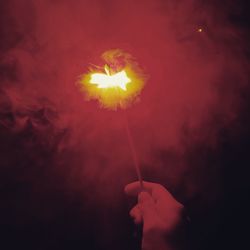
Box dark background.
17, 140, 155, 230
1, 0, 250, 249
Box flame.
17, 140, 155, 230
90, 65, 131, 91
79, 49, 146, 109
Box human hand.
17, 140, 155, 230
125, 181, 184, 250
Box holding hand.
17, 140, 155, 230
125, 181, 184, 250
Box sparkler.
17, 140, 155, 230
79, 49, 146, 188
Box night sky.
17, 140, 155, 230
0, 1, 250, 250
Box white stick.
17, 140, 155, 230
124, 112, 143, 189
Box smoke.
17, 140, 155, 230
0, 0, 249, 249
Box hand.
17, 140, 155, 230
125, 181, 184, 250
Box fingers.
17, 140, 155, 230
130, 204, 143, 224
138, 191, 156, 219
129, 192, 157, 225
138, 192, 161, 231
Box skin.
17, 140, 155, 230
125, 181, 184, 250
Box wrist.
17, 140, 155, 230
142, 234, 173, 250
142, 209, 189, 250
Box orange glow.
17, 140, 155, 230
79, 49, 146, 109
198, 28, 203, 33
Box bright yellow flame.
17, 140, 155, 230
79, 49, 147, 110
90, 65, 131, 91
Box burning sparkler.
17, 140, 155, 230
79, 49, 146, 187
90, 64, 131, 91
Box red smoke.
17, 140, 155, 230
0, 0, 249, 249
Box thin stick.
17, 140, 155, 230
124, 111, 143, 189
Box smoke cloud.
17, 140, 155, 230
0, 0, 249, 249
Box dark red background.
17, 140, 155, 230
0, 0, 250, 249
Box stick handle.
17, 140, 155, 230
124, 112, 143, 189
